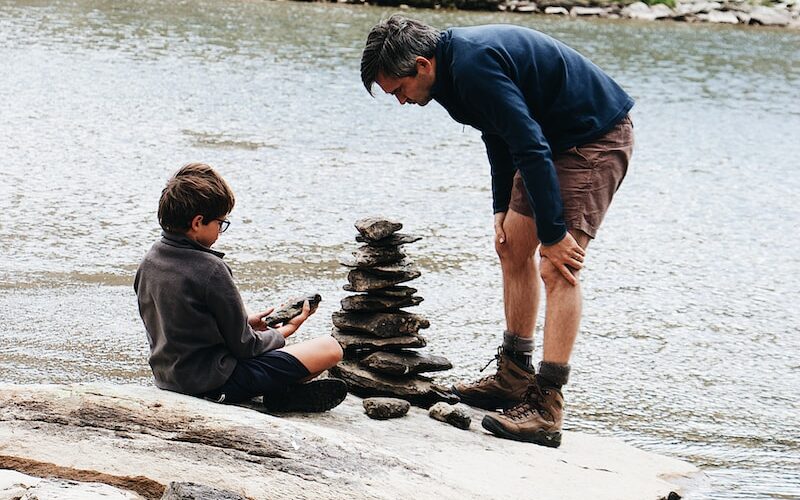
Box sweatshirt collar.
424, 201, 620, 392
430, 30, 451, 100
160, 231, 225, 259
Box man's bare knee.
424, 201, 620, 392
540, 257, 578, 289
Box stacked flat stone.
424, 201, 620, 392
329, 217, 458, 408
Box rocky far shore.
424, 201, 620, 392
0, 383, 700, 500
286, 0, 800, 29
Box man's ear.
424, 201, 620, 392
415, 56, 432, 73
189, 214, 204, 232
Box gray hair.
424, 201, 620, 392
360, 15, 442, 96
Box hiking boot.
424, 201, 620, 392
480, 382, 564, 448
451, 348, 535, 410
263, 378, 347, 413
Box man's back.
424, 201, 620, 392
433, 24, 633, 152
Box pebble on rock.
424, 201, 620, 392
363, 397, 411, 420
428, 402, 472, 430
355, 233, 422, 247
345, 268, 422, 292
360, 351, 453, 376
332, 328, 427, 351
341, 294, 423, 312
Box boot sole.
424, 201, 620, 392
450, 385, 519, 410
264, 378, 348, 413
480, 415, 562, 448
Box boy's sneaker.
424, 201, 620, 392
263, 378, 348, 413
451, 348, 535, 410
480, 382, 564, 448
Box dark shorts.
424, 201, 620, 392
200, 350, 310, 404
509, 115, 634, 239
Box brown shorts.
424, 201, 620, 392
509, 115, 634, 239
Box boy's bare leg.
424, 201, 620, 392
279, 335, 343, 375
498, 209, 541, 339
540, 229, 591, 363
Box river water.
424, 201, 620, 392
1, 1, 798, 498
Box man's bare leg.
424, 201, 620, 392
497, 209, 541, 340
540, 229, 591, 364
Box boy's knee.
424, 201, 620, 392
325, 335, 344, 364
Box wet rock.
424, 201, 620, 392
340, 245, 405, 268
345, 268, 421, 292
262, 294, 321, 327
545, 5, 569, 14
360, 351, 453, 376
332, 311, 430, 338
341, 294, 423, 312
332, 328, 427, 351
162, 482, 247, 500
362, 397, 410, 420
355, 233, 422, 247
365, 285, 418, 297
676, 1, 721, 15
428, 402, 472, 430
701, 9, 739, 22
749, 5, 791, 25
329, 361, 460, 408
570, 6, 605, 15
622, 1, 658, 19
354, 217, 402, 241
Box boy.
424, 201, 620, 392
134, 163, 346, 412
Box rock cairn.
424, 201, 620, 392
329, 217, 458, 408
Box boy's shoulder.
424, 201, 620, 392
142, 234, 230, 275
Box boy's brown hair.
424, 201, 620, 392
158, 163, 235, 233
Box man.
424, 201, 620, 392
360, 16, 633, 448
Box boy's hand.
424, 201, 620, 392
248, 307, 275, 331
277, 300, 314, 338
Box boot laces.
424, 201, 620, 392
503, 383, 545, 420
474, 347, 503, 384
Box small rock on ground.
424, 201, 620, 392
363, 397, 411, 420
429, 402, 472, 430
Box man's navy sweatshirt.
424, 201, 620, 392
430, 25, 634, 245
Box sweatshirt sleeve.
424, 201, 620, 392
455, 48, 567, 245
205, 263, 285, 358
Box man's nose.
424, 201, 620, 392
396, 94, 407, 105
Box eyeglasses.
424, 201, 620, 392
215, 219, 231, 233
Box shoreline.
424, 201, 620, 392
0, 382, 701, 500
285, 0, 800, 29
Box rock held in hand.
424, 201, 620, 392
355, 217, 402, 241
363, 397, 410, 420
262, 293, 321, 327
429, 402, 472, 430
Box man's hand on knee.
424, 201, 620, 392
539, 233, 585, 286
494, 211, 507, 244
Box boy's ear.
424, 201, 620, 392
189, 214, 205, 232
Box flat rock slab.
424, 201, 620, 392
329, 361, 459, 408
163, 481, 246, 499
360, 351, 453, 376
339, 245, 406, 268
332, 311, 430, 338
340, 294, 423, 312
262, 293, 321, 327
0, 383, 699, 500
346, 285, 417, 297
332, 328, 427, 352
362, 397, 410, 420
346, 268, 421, 292
354, 217, 402, 241
429, 402, 472, 430
355, 233, 422, 247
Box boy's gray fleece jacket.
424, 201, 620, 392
134, 231, 285, 395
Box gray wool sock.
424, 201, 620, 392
537, 361, 571, 389
502, 331, 534, 371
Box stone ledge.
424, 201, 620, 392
0, 383, 701, 499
